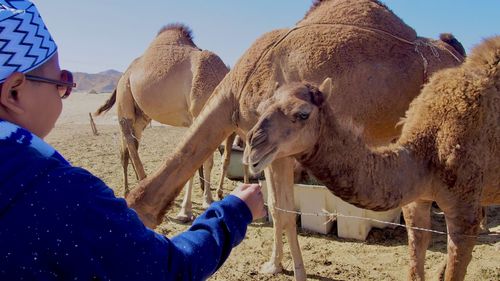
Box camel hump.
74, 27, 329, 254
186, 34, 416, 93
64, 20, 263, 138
299, 0, 416, 41
303, 0, 325, 18
439, 33, 466, 57
304, 0, 391, 18
466, 36, 500, 70
197, 50, 229, 75
188, 51, 229, 116
157, 23, 196, 46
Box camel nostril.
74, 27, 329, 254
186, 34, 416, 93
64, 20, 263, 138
250, 130, 267, 147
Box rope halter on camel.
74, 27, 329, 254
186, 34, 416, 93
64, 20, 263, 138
237, 22, 464, 102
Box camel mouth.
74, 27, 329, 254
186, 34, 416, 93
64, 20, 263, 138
247, 146, 278, 174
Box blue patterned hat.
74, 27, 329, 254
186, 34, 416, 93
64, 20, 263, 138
0, 0, 57, 83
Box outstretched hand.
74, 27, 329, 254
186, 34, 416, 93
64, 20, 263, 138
231, 183, 266, 220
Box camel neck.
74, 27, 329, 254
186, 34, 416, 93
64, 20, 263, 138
297, 106, 425, 211
126, 83, 237, 227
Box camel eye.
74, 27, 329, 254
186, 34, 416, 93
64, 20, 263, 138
296, 112, 309, 121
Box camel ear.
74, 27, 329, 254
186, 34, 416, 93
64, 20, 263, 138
309, 77, 332, 107
319, 77, 333, 99
308, 85, 324, 107
275, 82, 280, 90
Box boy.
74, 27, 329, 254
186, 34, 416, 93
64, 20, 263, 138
0, 1, 266, 280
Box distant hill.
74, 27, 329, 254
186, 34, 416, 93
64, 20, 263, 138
73, 69, 122, 93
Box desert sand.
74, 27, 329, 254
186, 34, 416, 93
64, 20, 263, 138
45, 92, 499, 280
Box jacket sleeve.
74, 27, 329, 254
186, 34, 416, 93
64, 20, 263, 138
55, 167, 253, 281
170, 195, 253, 280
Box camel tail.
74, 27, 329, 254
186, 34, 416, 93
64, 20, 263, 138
94, 89, 117, 116
440, 33, 466, 57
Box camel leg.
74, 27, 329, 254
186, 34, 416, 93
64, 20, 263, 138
132, 115, 151, 171
260, 167, 284, 275
479, 207, 488, 233
217, 133, 236, 200
119, 134, 130, 196
120, 118, 146, 181
402, 200, 432, 281
284, 220, 306, 281
118, 118, 143, 196
175, 177, 195, 222
439, 201, 482, 281
201, 154, 214, 208
243, 164, 250, 184
260, 157, 306, 281
260, 212, 284, 275
198, 166, 205, 192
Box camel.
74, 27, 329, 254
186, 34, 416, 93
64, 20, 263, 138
125, 1, 465, 280
243, 36, 500, 280
94, 23, 229, 221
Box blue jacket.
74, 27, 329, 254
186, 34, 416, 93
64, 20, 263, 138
0, 120, 253, 281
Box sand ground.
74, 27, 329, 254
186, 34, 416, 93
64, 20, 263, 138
45, 93, 500, 280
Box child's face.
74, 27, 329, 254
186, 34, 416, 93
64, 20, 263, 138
18, 53, 63, 138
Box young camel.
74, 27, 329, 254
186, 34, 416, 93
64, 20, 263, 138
125, 1, 465, 280
243, 36, 500, 281
95, 24, 229, 221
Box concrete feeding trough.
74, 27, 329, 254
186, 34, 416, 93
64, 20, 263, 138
259, 180, 401, 240
220, 145, 263, 181
294, 183, 337, 234
334, 198, 401, 240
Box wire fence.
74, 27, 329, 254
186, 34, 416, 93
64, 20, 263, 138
196, 174, 499, 239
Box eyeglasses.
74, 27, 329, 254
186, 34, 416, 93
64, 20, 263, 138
25, 70, 76, 99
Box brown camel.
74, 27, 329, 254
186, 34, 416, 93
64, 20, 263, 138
125, 1, 465, 280
94, 23, 229, 221
243, 36, 500, 280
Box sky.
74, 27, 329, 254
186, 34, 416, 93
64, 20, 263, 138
33, 0, 500, 74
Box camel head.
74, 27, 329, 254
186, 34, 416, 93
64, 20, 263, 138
243, 78, 333, 173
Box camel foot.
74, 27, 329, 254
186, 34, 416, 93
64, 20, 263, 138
436, 260, 446, 281
479, 226, 489, 234
259, 261, 283, 275
479, 223, 489, 234
294, 268, 307, 281
217, 190, 224, 200
175, 210, 195, 223
202, 199, 213, 209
